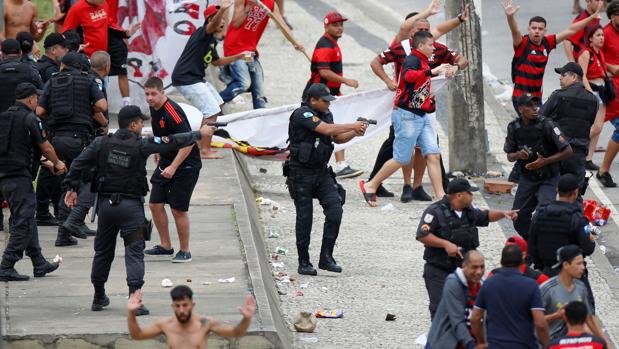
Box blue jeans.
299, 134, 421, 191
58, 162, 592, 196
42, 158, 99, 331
219, 58, 267, 109
391, 108, 439, 165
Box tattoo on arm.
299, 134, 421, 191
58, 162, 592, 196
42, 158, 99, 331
200, 317, 208, 327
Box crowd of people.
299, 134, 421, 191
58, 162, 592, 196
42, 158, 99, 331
0, 0, 619, 347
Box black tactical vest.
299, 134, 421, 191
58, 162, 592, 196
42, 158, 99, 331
0, 105, 35, 178
47, 69, 94, 133
532, 202, 580, 267
96, 132, 148, 197
0, 60, 35, 113
287, 105, 334, 170
514, 117, 548, 177
35, 56, 59, 83
554, 95, 597, 147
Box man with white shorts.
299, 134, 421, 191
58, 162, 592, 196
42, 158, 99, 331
171, 0, 245, 159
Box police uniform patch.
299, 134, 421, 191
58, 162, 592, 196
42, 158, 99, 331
559, 135, 566, 143
424, 213, 434, 223
553, 127, 561, 136
421, 224, 430, 232
154, 136, 162, 144
161, 136, 170, 143
312, 116, 319, 122
303, 112, 313, 119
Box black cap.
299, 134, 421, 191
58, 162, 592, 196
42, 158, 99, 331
306, 83, 336, 102
62, 29, 82, 51
446, 178, 479, 194
61, 52, 82, 69
16, 32, 34, 46
516, 94, 541, 107
554, 62, 583, 78
552, 245, 583, 269
44, 32, 68, 49
558, 174, 580, 193
14, 82, 42, 99
1, 39, 21, 54
118, 105, 150, 125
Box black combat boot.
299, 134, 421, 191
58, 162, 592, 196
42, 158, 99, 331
61, 207, 89, 239
298, 261, 317, 276
0, 260, 29, 281
55, 226, 78, 246
318, 244, 342, 273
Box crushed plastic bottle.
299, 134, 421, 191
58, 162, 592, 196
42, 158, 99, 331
599, 245, 607, 255
274, 247, 288, 255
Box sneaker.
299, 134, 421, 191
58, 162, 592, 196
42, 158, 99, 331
335, 166, 364, 179
144, 245, 174, 256
33, 261, 59, 277
597, 171, 617, 188
0, 267, 29, 281
134, 304, 150, 316
585, 160, 600, 171
401, 185, 413, 203
376, 184, 395, 198
171, 251, 192, 263
91, 294, 110, 311
411, 186, 433, 201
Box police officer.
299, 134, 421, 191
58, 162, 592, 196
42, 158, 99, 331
285, 83, 367, 276
89, 51, 111, 137
36, 33, 69, 83
504, 94, 573, 240
416, 178, 518, 319
63, 105, 214, 314
528, 174, 596, 308
0, 83, 67, 281
0, 39, 44, 112
540, 62, 598, 197
36, 52, 108, 246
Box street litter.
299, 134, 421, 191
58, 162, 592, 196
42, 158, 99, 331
53, 255, 62, 264
600, 245, 607, 255
267, 230, 280, 238
271, 253, 279, 260
276, 275, 291, 283
583, 200, 611, 225
385, 313, 397, 321
218, 277, 236, 283
161, 278, 173, 287
300, 283, 309, 289
272, 262, 285, 268
415, 333, 428, 346
201, 281, 211, 285
296, 291, 304, 296
274, 271, 288, 277
485, 170, 502, 178
380, 203, 395, 211
274, 247, 288, 255
315, 309, 343, 318
259, 168, 267, 173
321, 287, 328, 291
298, 336, 319, 343
294, 311, 317, 333
186, 278, 192, 282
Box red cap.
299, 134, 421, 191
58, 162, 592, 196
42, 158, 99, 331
324, 11, 348, 25
505, 235, 527, 253
204, 4, 220, 20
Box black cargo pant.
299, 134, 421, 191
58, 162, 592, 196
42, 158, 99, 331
561, 149, 587, 207
0, 176, 46, 267
287, 169, 343, 264
36, 166, 62, 217
91, 195, 145, 293
51, 133, 95, 223
423, 263, 452, 319
368, 126, 449, 189
512, 175, 559, 240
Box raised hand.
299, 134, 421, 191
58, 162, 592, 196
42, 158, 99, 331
239, 296, 256, 319
460, 4, 470, 22
502, 0, 520, 16
428, 0, 442, 15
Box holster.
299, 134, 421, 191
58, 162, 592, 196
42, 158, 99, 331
282, 160, 290, 178
123, 219, 152, 246
142, 218, 152, 241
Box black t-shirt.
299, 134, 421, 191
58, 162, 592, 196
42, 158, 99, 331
171, 26, 220, 86
149, 98, 201, 169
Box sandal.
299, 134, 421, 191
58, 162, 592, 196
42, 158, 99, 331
359, 180, 377, 207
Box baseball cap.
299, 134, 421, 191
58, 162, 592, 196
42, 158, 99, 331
118, 105, 150, 124
446, 178, 479, 194
14, 82, 42, 99
554, 62, 583, 78
324, 11, 348, 25
16, 32, 34, 47
61, 52, 82, 69
204, 4, 220, 20
1, 39, 21, 55
505, 235, 527, 254
558, 174, 580, 193
516, 94, 541, 107
552, 245, 583, 269
44, 32, 68, 49
62, 29, 83, 51
306, 83, 336, 102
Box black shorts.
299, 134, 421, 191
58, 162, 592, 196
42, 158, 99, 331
149, 167, 200, 212
107, 32, 128, 76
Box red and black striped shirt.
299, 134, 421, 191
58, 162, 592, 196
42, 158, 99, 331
304, 34, 343, 97
568, 10, 601, 56
547, 332, 607, 349
395, 49, 434, 114
512, 34, 557, 99
378, 38, 459, 79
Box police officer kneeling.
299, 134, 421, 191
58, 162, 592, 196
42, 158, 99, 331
63, 106, 215, 314
285, 83, 368, 276
540, 63, 598, 197
416, 178, 518, 319
0, 83, 66, 281
504, 94, 573, 239
528, 174, 596, 308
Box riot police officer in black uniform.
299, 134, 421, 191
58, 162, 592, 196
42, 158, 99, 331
285, 83, 368, 276
504, 94, 573, 240
63, 105, 214, 314
540, 63, 598, 197
528, 174, 596, 308
0, 83, 67, 281
416, 178, 517, 318
36, 33, 69, 84
36, 52, 108, 246
0, 39, 44, 113
89, 51, 111, 137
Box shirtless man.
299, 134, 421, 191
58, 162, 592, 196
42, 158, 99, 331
2, 0, 50, 41
127, 286, 256, 348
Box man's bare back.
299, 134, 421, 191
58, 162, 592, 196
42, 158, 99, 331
3, 0, 48, 40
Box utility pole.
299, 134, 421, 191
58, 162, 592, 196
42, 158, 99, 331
445, 0, 487, 175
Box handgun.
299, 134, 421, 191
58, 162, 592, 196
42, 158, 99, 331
206, 121, 228, 128
357, 117, 377, 125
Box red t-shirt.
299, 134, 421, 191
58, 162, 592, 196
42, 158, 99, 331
579, 47, 607, 80
223, 0, 274, 56
568, 10, 601, 55
512, 34, 557, 98
62, 0, 109, 57
603, 23, 619, 121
